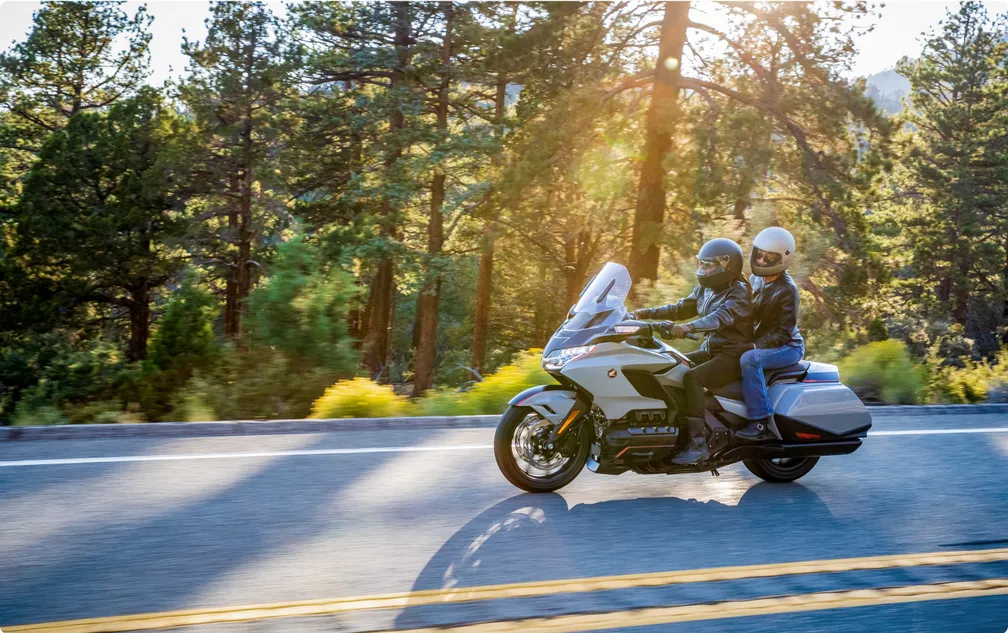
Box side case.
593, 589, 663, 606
770, 381, 872, 437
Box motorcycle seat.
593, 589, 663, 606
711, 361, 810, 401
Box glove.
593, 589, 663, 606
668, 323, 692, 339
626, 312, 638, 320
632, 308, 652, 320
656, 321, 690, 339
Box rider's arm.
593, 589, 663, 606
687, 282, 750, 333
635, 286, 700, 321
755, 283, 799, 348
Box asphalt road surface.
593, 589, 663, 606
3, 413, 1008, 632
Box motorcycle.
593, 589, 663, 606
495, 262, 872, 493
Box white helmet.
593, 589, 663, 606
750, 226, 795, 276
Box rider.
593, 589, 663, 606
735, 227, 805, 443
629, 238, 754, 464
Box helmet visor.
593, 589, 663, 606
697, 255, 730, 278
751, 246, 783, 268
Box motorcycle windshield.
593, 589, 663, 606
545, 263, 631, 357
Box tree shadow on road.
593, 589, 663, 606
1, 433, 400, 626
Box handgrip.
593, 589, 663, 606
685, 332, 700, 341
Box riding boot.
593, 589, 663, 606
670, 416, 711, 465
735, 415, 777, 443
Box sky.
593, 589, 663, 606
0, 0, 1005, 84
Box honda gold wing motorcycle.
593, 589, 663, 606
495, 262, 871, 493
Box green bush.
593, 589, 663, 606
310, 377, 411, 418
837, 339, 926, 404
8, 337, 134, 422
11, 404, 67, 426
246, 236, 359, 374
416, 349, 553, 415
308, 349, 554, 419
173, 347, 341, 421
148, 277, 219, 373
925, 346, 1008, 404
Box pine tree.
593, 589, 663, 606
179, 1, 293, 345
888, 2, 1008, 341
7, 89, 186, 361
621, 1, 893, 284
0, 1, 151, 146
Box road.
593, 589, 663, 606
2, 413, 1008, 632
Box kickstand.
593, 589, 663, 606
710, 468, 720, 477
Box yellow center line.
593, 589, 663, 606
6, 547, 1008, 633
373, 578, 1008, 633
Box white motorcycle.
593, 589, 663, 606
495, 262, 871, 493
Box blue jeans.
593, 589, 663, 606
740, 345, 805, 419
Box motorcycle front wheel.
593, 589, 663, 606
494, 405, 589, 493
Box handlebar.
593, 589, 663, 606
621, 318, 701, 341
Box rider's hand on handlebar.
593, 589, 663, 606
656, 321, 691, 339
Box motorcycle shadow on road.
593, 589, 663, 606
394, 482, 842, 629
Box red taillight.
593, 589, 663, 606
795, 432, 821, 440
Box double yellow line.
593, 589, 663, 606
8, 547, 1008, 633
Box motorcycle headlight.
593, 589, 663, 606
543, 345, 596, 370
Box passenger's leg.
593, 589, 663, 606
737, 345, 805, 442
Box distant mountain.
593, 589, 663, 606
865, 68, 911, 115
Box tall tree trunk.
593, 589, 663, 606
470, 71, 508, 376
564, 230, 594, 309
364, 2, 411, 379
224, 177, 240, 340
627, 1, 690, 285
533, 258, 549, 345
471, 231, 494, 376
236, 177, 252, 347
955, 256, 969, 327
1003, 235, 1008, 325
413, 2, 453, 397
224, 29, 258, 348
127, 285, 150, 362
733, 198, 747, 220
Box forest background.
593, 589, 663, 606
2, 0, 1008, 425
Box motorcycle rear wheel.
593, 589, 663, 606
494, 405, 589, 493
743, 456, 819, 483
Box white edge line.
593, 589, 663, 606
3, 427, 1008, 467
0, 444, 495, 467
869, 428, 1008, 436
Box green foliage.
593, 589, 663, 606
925, 347, 1008, 404
7, 338, 133, 424
415, 350, 553, 416
2, 2, 1007, 425
6, 88, 187, 361
0, 0, 152, 141
310, 378, 411, 419
173, 348, 340, 421
246, 237, 359, 374
837, 340, 926, 405
148, 277, 219, 372
873, 1, 1008, 351
308, 350, 554, 419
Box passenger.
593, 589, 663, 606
630, 238, 754, 464
736, 227, 805, 443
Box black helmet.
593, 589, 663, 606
696, 238, 743, 290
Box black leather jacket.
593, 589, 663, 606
751, 272, 804, 349
636, 279, 754, 356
